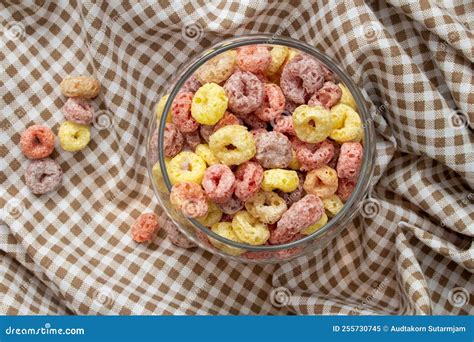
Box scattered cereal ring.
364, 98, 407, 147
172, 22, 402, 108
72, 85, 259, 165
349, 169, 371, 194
234, 161, 264, 202
60, 75, 100, 99
236, 45, 271, 74
232, 210, 270, 245
329, 104, 363, 143
195, 143, 219, 165
24, 158, 63, 194
197, 201, 223, 227
170, 182, 208, 218
162, 217, 197, 249
261, 169, 299, 193
155, 94, 172, 124
245, 191, 287, 224
303, 165, 338, 198
223, 71, 264, 115
61, 97, 95, 125
308, 81, 342, 109
58, 121, 91, 152
210, 222, 245, 256
20, 124, 55, 160
254, 83, 285, 122
294, 139, 335, 171
131, 213, 160, 243
172, 91, 199, 132
322, 194, 343, 217
292, 105, 332, 143
301, 212, 328, 235
181, 75, 202, 94
267, 45, 288, 75
183, 130, 202, 150
209, 125, 256, 165
337, 177, 356, 202
163, 123, 184, 157
338, 83, 357, 110
191, 83, 228, 125
336, 142, 363, 180
167, 151, 206, 185
195, 50, 236, 84
202, 164, 236, 204
213, 111, 242, 133
217, 194, 244, 215
254, 131, 292, 169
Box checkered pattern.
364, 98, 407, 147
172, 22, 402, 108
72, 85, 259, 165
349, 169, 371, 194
0, 1, 472, 315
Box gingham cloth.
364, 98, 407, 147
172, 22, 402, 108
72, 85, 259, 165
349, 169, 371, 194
0, 1, 472, 315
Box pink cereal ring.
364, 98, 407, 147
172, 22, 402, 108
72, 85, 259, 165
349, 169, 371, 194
337, 177, 356, 202
61, 97, 95, 125
131, 213, 160, 243
202, 164, 236, 204
336, 142, 363, 180
254, 83, 285, 122
213, 111, 242, 133
217, 195, 244, 215
234, 161, 264, 202
170, 182, 208, 218
163, 123, 184, 157
24, 158, 63, 194
254, 131, 293, 169
236, 45, 271, 74
171, 91, 199, 133
294, 139, 335, 171
308, 81, 342, 109
20, 124, 55, 160
180, 75, 202, 94
272, 111, 295, 136
223, 71, 264, 115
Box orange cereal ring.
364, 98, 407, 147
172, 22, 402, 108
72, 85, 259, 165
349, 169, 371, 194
20, 124, 55, 160
131, 213, 160, 243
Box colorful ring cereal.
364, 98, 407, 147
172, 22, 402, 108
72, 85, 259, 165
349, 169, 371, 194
267, 45, 288, 75
162, 217, 197, 249
338, 83, 357, 110
167, 151, 206, 185
245, 191, 287, 224
336, 177, 356, 202
197, 201, 223, 227
276, 172, 305, 207
272, 110, 295, 136
303, 165, 338, 198
234, 161, 264, 202
308, 81, 342, 109
195, 144, 219, 166
294, 139, 335, 171
172, 91, 199, 132
213, 111, 242, 133
223, 71, 264, 115
195, 50, 236, 84
209, 125, 256, 165
329, 104, 363, 143
202, 164, 236, 204
292, 105, 332, 143
217, 194, 244, 215
199, 125, 214, 143
254, 131, 293, 169
58, 121, 91, 152
261, 169, 299, 193
183, 131, 202, 150
322, 194, 343, 217
210, 222, 245, 256
20, 124, 55, 160
61, 97, 95, 125
131, 213, 160, 243
60, 75, 100, 99
254, 83, 285, 122
236, 45, 271, 74
191, 83, 228, 125
25, 158, 63, 194
180, 75, 202, 94
170, 182, 208, 218
336, 142, 363, 180
301, 212, 328, 235
163, 123, 184, 157
232, 210, 270, 245
241, 113, 267, 130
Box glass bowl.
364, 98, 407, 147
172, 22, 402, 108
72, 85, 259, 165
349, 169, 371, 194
146, 34, 375, 263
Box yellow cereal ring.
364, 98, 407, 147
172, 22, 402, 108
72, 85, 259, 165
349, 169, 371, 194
168, 151, 206, 185
303, 165, 338, 198
210, 222, 245, 256
195, 50, 236, 84
209, 125, 256, 165
261, 169, 299, 193
58, 121, 90, 152
292, 105, 332, 143
301, 213, 328, 235
322, 194, 344, 217
155, 94, 172, 124
288, 149, 301, 170
152, 159, 171, 193
267, 45, 288, 75
245, 191, 287, 224
232, 211, 270, 245
329, 104, 363, 143
338, 83, 357, 110
197, 201, 223, 227
195, 144, 219, 166
191, 83, 228, 125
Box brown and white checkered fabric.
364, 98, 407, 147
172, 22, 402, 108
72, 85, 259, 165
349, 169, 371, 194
0, 1, 472, 315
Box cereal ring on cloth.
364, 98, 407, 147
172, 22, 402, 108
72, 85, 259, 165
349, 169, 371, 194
280, 54, 325, 104
308, 81, 342, 109
236, 45, 271, 74
131, 213, 160, 243
60, 75, 100, 99
254, 131, 293, 169
261, 169, 299, 193
191, 83, 228, 125
162, 217, 197, 249
301, 213, 328, 235
202, 164, 236, 204
170, 182, 208, 218
20, 124, 55, 160
232, 211, 270, 245
217, 194, 244, 215
267, 45, 288, 75
163, 123, 184, 157
292, 105, 332, 143
254, 83, 285, 122
223, 71, 264, 115
58, 121, 91, 152
195, 50, 236, 84
294, 139, 335, 171
197, 201, 223, 227
167, 151, 206, 185
61, 97, 95, 125
245, 191, 287, 224
336, 142, 363, 180
303, 165, 338, 198
172, 91, 199, 132
209, 125, 256, 166
210, 222, 245, 256
270, 194, 324, 244
234, 161, 264, 202
25, 158, 63, 194
329, 104, 363, 143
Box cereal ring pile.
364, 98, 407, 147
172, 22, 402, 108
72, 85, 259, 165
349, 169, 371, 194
152, 44, 365, 256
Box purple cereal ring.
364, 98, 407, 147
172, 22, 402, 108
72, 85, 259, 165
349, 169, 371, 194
183, 130, 201, 150
280, 54, 325, 104
272, 110, 295, 136
223, 71, 264, 115
254, 131, 292, 169
25, 158, 63, 194
337, 177, 356, 202
236, 45, 271, 74
242, 113, 267, 130
294, 138, 335, 171
336, 142, 363, 180
199, 125, 215, 143
254, 83, 285, 122
163, 123, 184, 157
180, 75, 202, 94
61, 97, 95, 125
327, 141, 341, 169
217, 194, 244, 215
202, 164, 236, 204
309, 81, 342, 109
